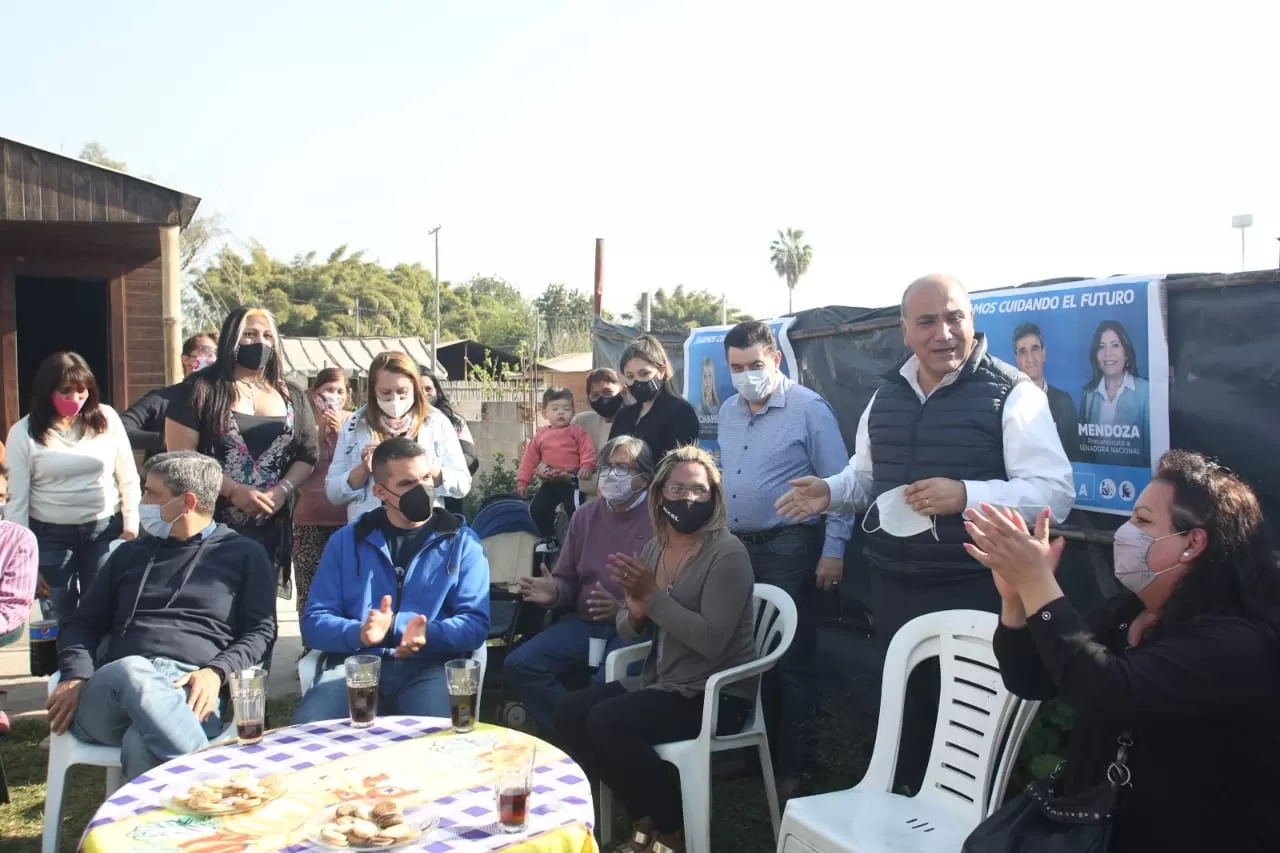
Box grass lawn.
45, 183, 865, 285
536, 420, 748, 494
0, 694, 873, 852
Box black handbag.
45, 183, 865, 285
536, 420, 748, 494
962, 732, 1133, 853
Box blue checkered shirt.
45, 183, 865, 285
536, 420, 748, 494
719, 376, 853, 559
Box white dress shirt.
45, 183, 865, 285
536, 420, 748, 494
1094, 373, 1136, 425
823, 355, 1075, 522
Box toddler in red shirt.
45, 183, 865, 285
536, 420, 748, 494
518, 388, 597, 538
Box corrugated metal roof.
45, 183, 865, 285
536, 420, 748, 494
279, 336, 442, 381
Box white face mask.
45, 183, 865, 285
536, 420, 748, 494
378, 396, 414, 419
861, 484, 938, 539
731, 369, 776, 404
598, 470, 637, 504
316, 391, 344, 412
1113, 521, 1186, 594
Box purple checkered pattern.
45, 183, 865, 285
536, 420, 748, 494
87, 716, 597, 851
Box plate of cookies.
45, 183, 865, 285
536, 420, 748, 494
306, 798, 436, 850
164, 768, 286, 815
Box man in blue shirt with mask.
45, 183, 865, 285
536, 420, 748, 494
294, 437, 490, 722
718, 321, 852, 802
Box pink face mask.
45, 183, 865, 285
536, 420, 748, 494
51, 393, 85, 418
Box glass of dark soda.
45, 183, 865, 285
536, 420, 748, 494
344, 655, 381, 729
227, 667, 268, 745
494, 745, 536, 833
444, 658, 479, 733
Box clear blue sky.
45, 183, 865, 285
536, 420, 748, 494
5, 1, 1279, 318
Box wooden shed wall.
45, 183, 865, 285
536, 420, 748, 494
124, 258, 166, 398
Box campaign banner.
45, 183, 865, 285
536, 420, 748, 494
682, 317, 799, 466
972, 276, 1170, 516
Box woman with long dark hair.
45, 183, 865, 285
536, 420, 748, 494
165, 306, 318, 594
291, 367, 353, 614
5, 351, 139, 619
965, 450, 1280, 852
1078, 319, 1151, 465
609, 334, 700, 465
420, 370, 478, 515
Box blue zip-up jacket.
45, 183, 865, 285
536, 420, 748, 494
302, 507, 490, 660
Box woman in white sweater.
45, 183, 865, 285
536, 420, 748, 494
5, 352, 139, 620
325, 352, 471, 522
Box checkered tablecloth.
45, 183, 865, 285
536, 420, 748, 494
81, 716, 599, 853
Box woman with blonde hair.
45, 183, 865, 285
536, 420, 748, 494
166, 306, 318, 594
325, 352, 471, 522
554, 444, 756, 853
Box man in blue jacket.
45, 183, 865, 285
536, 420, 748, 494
293, 437, 490, 722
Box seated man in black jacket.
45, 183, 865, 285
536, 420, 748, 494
44, 451, 277, 780
119, 333, 217, 462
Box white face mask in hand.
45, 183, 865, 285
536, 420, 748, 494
861, 484, 938, 539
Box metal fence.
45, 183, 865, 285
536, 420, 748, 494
445, 379, 546, 404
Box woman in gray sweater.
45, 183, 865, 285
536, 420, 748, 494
554, 445, 756, 853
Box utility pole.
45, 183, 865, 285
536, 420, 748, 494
721, 292, 727, 325
428, 225, 442, 375
593, 238, 605, 321
353, 296, 360, 336
642, 292, 652, 332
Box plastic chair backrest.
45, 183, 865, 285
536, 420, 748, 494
860, 609, 1016, 825
480, 532, 538, 587
750, 583, 796, 664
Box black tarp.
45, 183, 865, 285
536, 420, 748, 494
591, 269, 1280, 623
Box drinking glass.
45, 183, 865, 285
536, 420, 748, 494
444, 658, 480, 733
494, 746, 536, 833
227, 667, 268, 744
344, 655, 381, 729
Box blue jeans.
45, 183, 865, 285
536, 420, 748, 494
71, 655, 226, 781
742, 525, 822, 776
30, 514, 122, 621
503, 614, 639, 732
291, 656, 450, 723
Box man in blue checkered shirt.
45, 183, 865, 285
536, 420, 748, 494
718, 321, 853, 802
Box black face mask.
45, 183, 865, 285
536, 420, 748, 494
390, 482, 435, 523
236, 342, 272, 371
590, 394, 624, 418
661, 496, 715, 535
628, 378, 662, 404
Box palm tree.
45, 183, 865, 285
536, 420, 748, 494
770, 228, 813, 314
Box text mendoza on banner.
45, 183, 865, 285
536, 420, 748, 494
682, 317, 799, 466
972, 276, 1170, 515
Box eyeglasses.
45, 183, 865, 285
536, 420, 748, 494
662, 483, 710, 500
191, 345, 217, 356
599, 466, 638, 478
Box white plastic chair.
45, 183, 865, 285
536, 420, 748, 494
43, 672, 237, 853
777, 609, 1028, 853
599, 583, 797, 853
297, 643, 488, 710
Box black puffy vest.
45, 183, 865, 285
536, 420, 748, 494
865, 334, 1024, 576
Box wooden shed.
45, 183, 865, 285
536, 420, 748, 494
0, 137, 199, 436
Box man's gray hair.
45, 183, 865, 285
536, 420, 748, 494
598, 435, 655, 480
144, 451, 223, 512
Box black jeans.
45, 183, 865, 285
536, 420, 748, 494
554, 681, 752, 833
871, 566, 1001, 793
530, 482, 578, 539
741, 525, 822, 776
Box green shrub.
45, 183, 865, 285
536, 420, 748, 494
1010, 698, 1073, 793
460, 452, 536, 519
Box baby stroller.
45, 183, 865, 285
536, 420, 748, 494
473, 494, 557, 727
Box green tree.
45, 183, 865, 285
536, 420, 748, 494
78, 141, 128, 172
622, 285, 750, 332
770, 227, 813, 314
532, 283, 595, 356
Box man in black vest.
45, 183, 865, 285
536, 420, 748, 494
776, 274, 1073, 792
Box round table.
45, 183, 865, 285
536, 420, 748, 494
80, 716, 600, 853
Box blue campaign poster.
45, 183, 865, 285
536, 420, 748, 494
972, 276, 1170, 516
682, 317, 799, 466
